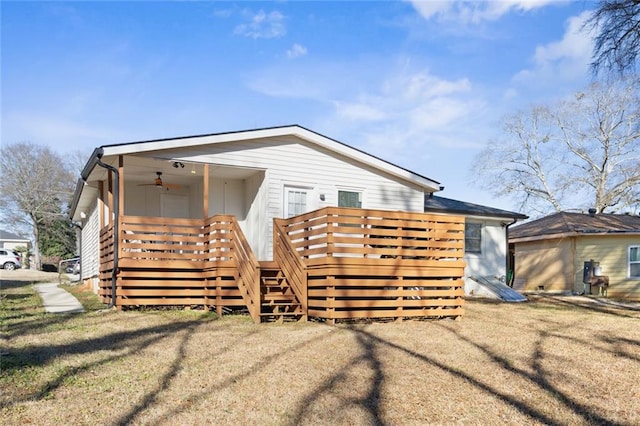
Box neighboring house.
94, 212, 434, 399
0, 230, 31, 267
423, 195, 528, 300
0, 230, 31, 251
509, 211, 640, 300
70, 125, 476, 322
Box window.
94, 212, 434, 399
338, 190, 362, 208
630, 246, 640, 278
284, 187, 309, 218
465, 222, 482, 254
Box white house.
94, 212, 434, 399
423, 195, 528, 301
70, 125, 444, 286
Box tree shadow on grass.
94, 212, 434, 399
531, 294, 640, 319
113, 321, 198, 425
285, 324, 386, 426
434, 320, 620, 426
0, 317, 224, 409
146, 327, 338, 425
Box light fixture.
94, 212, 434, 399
190, 164, 196, 174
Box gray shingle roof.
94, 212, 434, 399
423, 195, 528, 220
0, 230, 29, 241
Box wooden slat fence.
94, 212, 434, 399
275, 207, 466, 322
98, 207, 465, 323
98, 215, 260, 321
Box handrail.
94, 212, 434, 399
229, 216, 261, 323
273, 218, 308, 316
276, 207, 465, 262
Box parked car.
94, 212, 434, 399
65, 260, 80, 274
0, 249, 22, 270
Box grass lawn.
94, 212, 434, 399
1, 278, 639, 425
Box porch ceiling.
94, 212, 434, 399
86, 154, 262, 186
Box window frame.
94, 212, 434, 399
464, 222, 483, 255
629, 245, 640, 278
337, 189, 363, 208
283, 185, 312, 219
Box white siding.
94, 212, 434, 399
243, 171, 268, 259
80, 200, 100, 280
178, 139, 424, 259
463, 220, 508, 294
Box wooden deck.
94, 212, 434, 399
99, 207, 465, 322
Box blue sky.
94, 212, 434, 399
2, 1, 597, 211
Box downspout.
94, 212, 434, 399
71, 221, 83, 281
505, 218, 518, 287
95, 151, 119, 308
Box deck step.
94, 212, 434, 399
259, 261, 303, 322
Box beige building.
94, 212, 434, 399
509, 211, 640, 300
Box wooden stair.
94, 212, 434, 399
259, 261, 303, 323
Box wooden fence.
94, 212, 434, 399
98, 215, 260, 318
274, 207, 466, 322
98, 207, 465, 322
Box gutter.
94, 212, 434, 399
69, 147, 103, 221
71, 221, 83, 281
94, 149, 119, 309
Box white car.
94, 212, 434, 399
0, 249, 22, 270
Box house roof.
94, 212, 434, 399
423, 195, 528, 221
71, 125, 443, 220
0, 230, 29, 241
87, 124, 440, 187
509, 211, 640, 242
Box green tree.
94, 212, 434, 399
0, 142, 76, 269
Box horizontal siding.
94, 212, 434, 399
464, 220, 507, 279
170, 139, 425, 211
81, 200, 100, 279
576, 235, 640, 300
173, 139, 425, 260
513, 238, 575, 292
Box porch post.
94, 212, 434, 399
107, 172, 113, 226
118, 156, 125, 258
203, 163, 209, 218
98, 182, 105, 229
118, 156, 124, 215
117, 155, 125, 308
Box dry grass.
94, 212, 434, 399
1, 278, 640, 426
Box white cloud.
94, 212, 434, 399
512, 11, 593, 87
407, 0, 564, 24
286, 43, 307, 59
334, 102, 388, 121
326, 68, 486, 163
234, 10, 286, 39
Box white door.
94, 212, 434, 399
284, 186, 311, 218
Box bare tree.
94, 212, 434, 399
0, 142, 76, 269
586, 0, 640, 75
474, 77, 640, 216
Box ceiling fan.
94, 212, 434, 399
138, 171, 181, 190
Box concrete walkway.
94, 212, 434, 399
33, 282, 84, 314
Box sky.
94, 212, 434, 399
1, 0, 599, 212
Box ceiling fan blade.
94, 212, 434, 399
164, 183, 181, 189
